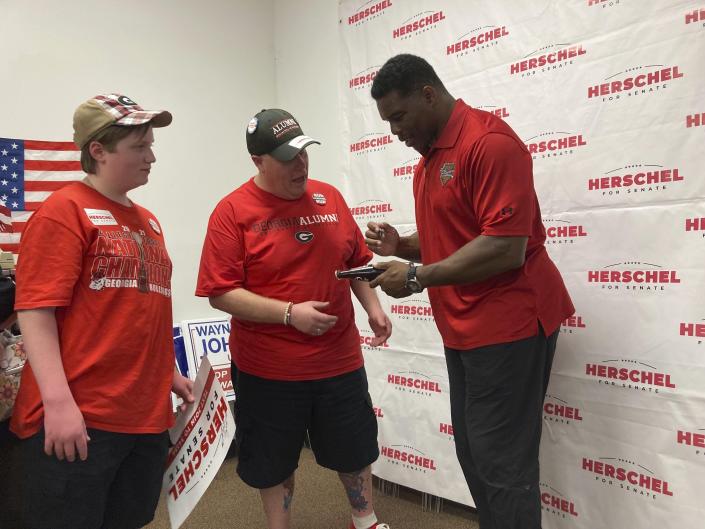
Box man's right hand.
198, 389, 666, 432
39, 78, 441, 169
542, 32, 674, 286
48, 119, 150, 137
365, 222, 399, 256
290, 301, 338, 336
43, 398, 90, 462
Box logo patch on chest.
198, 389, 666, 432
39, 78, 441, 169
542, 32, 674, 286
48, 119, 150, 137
312, 193, 327, 205
501, 207, 514, 217
439, 162, 455, 186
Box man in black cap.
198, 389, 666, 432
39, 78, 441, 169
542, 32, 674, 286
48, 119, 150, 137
196, 109, 392, 529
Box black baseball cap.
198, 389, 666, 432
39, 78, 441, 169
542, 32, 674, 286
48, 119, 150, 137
246, 109, 320, 161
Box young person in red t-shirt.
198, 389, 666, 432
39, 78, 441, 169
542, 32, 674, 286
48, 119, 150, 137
11, 94, 194, 529
196, 108, 392, 529
366, 55, 574, 529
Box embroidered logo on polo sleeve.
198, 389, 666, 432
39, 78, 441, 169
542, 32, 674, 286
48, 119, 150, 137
440, 162, 455, 186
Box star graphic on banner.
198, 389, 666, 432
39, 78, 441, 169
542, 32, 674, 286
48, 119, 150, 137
0, 195, 6, 201
11, 173, 17, 179
11, 202, 18, 208
10, 158, 17, 164
11, 187, 18, 194
0, 165, 6, 171
0, 149, 7, 156
11, 143, 18, 149
0, 180, 7, 186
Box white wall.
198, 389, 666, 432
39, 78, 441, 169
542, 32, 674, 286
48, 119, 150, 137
0, 0, 276, 321
273, 0, 343, 189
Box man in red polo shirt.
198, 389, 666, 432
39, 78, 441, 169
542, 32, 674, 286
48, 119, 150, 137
366, 54, 574, 529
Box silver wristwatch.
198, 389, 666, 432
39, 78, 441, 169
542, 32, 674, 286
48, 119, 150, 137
405, 263, 424, 293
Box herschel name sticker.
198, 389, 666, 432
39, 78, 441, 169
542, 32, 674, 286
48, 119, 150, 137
84, 208, 118, 226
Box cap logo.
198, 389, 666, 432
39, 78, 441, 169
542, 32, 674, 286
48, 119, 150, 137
247, 117, 258, 134
272, 118, 299, 138
117, 95, 137, 106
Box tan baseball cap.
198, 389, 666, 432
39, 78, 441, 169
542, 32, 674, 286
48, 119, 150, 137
73, 93, 172, 148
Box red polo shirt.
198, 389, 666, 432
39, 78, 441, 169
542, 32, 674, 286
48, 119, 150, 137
414, 100, 574, 349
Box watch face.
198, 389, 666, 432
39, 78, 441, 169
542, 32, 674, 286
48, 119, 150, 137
406, 264, 423, 293
406, 279, 423, 293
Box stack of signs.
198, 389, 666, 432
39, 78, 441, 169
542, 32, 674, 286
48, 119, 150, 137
162, 357, 235, 529
181, 317, 234, 401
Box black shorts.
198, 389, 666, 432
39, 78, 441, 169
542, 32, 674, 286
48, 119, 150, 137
22, 428, 169, 529
234, 366, 379, 489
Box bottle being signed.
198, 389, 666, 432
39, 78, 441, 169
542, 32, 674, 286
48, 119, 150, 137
335, 265, 384, 281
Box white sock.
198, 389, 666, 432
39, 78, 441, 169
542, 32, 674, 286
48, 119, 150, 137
352, 512, 378, 529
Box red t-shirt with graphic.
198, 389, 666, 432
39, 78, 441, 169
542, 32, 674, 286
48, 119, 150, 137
10, 182, 175, 438
196, 178, 371, 381
414, 100, 574, 349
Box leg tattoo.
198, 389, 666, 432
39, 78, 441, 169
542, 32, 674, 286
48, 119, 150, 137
339, 471, 369, 513
282, 475, 295, 511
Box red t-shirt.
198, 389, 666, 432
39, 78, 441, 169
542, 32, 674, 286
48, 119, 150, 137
10, 182, 175, 438
414, 100, 574, 349
196, 178, 372, 381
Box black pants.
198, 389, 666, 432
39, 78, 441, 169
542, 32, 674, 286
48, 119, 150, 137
22, 429, 169, 529
445, 326, 558, 529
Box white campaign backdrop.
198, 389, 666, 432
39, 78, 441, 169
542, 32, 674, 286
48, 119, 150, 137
337, 1, 705, 527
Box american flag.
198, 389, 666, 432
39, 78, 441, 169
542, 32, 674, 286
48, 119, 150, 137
0, 137, 82, 254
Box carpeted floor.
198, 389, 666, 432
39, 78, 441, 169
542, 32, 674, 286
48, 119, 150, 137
0, 421, 477, 529
146, 449, 479, 529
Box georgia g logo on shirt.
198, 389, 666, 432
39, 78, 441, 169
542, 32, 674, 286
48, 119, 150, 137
295, 231, 314, 243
